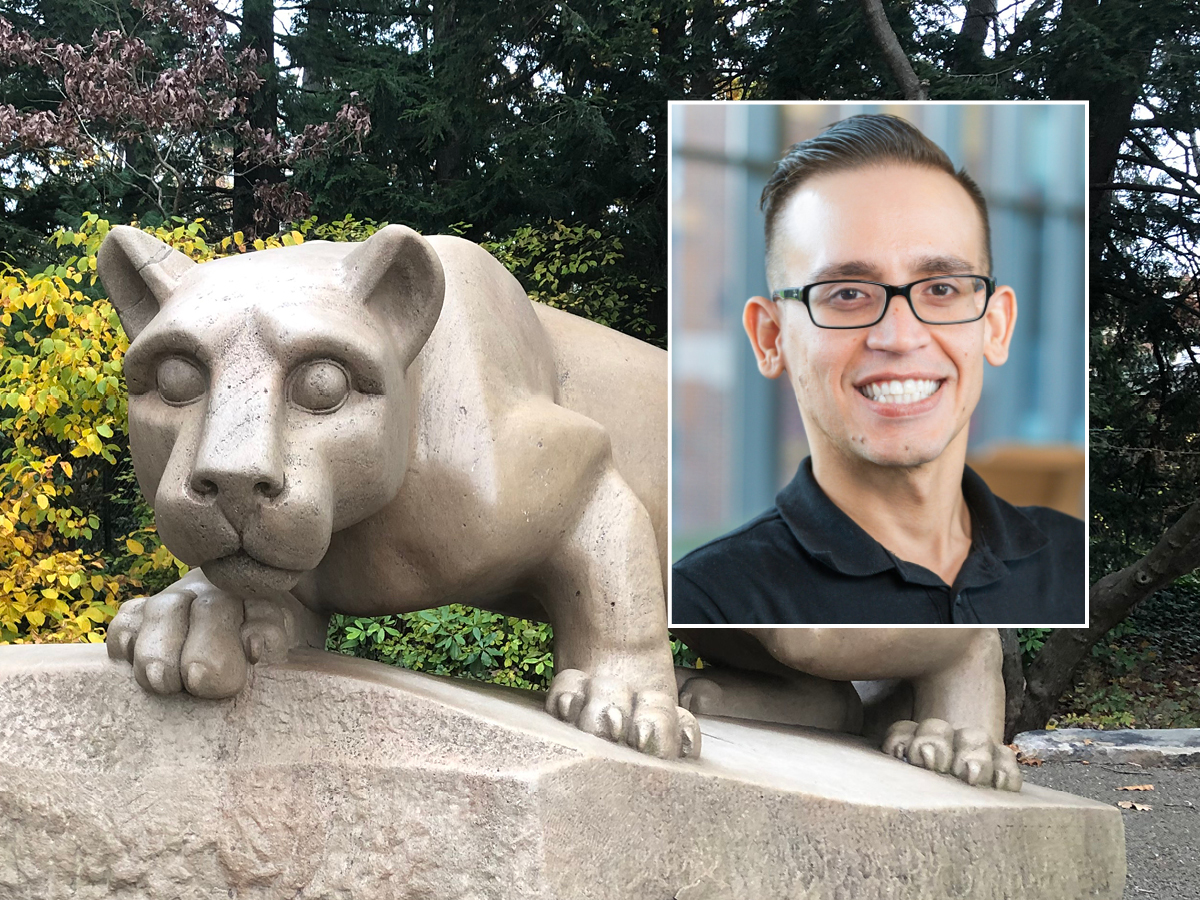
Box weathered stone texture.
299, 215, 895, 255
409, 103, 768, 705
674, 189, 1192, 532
0, 646, 1124, 900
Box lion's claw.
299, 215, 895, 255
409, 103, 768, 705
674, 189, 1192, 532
545, 669, 700, 759
603, 705, 625, 742
106, 596, 146, 664
240, 596, 294, 665
883, 718, 1022, 791
678, 707, 700, 758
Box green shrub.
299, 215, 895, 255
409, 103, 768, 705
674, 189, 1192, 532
328, 607, 555, 691
327, 607, 700, 691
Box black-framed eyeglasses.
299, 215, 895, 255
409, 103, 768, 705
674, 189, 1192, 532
773, 275, 996, 329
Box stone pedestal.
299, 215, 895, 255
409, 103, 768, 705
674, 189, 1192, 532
0, 645, 1124, 899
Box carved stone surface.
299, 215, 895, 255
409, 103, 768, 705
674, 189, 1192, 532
0, 646, 1125, 900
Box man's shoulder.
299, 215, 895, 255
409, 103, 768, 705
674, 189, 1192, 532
993, 503, 1085, 625
1014, 505, 1085, 550
674, 507, 798, 574
671, 508, 819, 624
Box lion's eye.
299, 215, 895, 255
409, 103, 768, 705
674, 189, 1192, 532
290, 360, 350, 412
156, 357, 206, 405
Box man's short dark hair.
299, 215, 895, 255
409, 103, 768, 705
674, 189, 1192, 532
761, 114, 992, 273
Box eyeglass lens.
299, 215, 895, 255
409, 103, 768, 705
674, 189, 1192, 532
808, 276, 988, 327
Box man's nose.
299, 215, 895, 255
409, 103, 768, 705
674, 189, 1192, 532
865, 292, 932, 352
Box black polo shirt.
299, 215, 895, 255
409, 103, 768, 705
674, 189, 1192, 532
671, 459, 1085, 625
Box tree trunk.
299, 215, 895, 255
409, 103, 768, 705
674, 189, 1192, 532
1047, 0, 1149, 221
1006, 0, 1169, 738
233, 0, 282, 236
859, 0, 927, 100
430, 0, 464, 188
953, 0, 995, 73
998, 628, 1024, 742
1014, 496, 1200, 734
689, 0, 717, 98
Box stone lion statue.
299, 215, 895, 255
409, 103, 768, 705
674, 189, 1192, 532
98, 224, 1019, 789
97, 224, 697, 759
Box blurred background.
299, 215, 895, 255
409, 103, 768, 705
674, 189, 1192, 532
670, 102, 1086, 560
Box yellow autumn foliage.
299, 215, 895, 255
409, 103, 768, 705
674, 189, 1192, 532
0, 213, 313, 643
2, 211, 636, 648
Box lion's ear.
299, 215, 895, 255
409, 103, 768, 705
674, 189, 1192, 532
96, 226, 196, 341
340, 224, 445, 367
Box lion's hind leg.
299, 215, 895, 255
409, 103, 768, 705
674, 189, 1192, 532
884, 630, 1022, 791
883, 719, 1022, 791
674, 665, 863, 734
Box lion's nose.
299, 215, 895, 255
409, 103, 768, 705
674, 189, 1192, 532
189, 423, 286, 507
188, 372, 287, 515
190, 468, 284, 501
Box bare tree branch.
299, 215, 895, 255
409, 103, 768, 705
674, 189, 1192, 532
859, 0, 928, 100
1099, 182, 1200, 201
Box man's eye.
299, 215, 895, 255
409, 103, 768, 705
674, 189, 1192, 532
826, 287, 875, 304
921, 279, 965, 299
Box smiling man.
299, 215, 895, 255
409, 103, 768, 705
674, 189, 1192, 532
671, 114, 1084, 625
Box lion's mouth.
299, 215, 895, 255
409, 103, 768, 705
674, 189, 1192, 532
203, 549, 306, 596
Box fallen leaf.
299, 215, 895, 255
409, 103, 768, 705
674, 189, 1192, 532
1081, 760, 1090, 765
1116, 801, 1152, 811
1116, 785, 1154, 792
1083, 738, 1093, 745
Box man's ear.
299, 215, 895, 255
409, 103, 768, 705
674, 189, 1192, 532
743, 295, 787, 379
96, 226, 196, 341
983, 285, 1017, 366
341, 224, 446, 368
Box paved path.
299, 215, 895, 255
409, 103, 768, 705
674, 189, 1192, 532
1015, 728, 1200, 766
1022, 760, 1200, 899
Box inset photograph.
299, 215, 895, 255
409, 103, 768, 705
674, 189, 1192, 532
669, 102, 1087, 627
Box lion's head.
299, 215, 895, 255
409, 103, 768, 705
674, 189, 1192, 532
97, 225, 445, 596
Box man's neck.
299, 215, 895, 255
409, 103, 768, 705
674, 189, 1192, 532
810, 443, 973, 586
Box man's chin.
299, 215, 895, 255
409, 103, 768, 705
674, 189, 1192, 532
839, 429, 953, 470
203, 551, 306, 596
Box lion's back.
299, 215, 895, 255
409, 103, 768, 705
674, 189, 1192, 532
531, 303, 667, 577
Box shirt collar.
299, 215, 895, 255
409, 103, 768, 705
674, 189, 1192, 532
775, 458, 1050, 584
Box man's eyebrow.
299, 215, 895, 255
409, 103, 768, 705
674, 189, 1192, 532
807, 260, 880, 281
910, 255, 977, 276
805, 255, 979, 283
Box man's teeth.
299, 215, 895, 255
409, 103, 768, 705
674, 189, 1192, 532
860, 379, 940, 404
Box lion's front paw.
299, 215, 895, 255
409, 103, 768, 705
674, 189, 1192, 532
545, 668, 701, 760
240, 596, 296, 665
882, 719, 1022, 791
106, 571, 249, 699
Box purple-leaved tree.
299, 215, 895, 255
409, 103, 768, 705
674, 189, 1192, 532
0, 0, 369, 235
